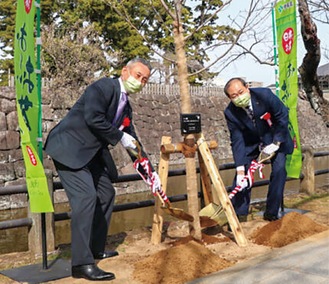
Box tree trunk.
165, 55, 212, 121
173, 20, 202, 240
298, 0, 329, 126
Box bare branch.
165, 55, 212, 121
189, 0, 273, 77
159, 0, 176, 19
184, 0, 233, 42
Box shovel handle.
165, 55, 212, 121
258, 151, 275, 163
156, 191, 170, 206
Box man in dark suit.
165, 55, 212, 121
44, 58, 160, 281
224, 77, 294, 223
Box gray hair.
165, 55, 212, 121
127, 58, 152, 72
224, 77, 247, 97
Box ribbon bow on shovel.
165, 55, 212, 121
128, 141, 194, 222
199, 151, 275, 226
228, 151, 275, 199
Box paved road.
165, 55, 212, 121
188, 230, 329, 284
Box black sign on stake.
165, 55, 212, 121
180, 113, 201, 135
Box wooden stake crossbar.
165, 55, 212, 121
151, 134, 248, 247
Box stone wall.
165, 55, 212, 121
0, 85, 328, 208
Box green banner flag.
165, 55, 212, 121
275, 0, 302, 178
14, 0, 53, 212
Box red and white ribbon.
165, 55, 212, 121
228, 159, 265, 199
133, 157, 168, 202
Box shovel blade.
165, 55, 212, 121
199, 203, 228, 227
199, 216, 218, 228
161, 206, 218, 227
160, 205, 194, 222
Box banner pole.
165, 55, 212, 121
35, 0, 48, 270
271, 2, 279, 96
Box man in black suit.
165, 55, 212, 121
44, 58, 160, 281
224, 77, 294, 223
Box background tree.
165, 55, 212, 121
1, 0, 328, 96
0, 0, 57, 85
41, 22, 120, 99
0, 0, 16, 85
211, 0, 328, 126
307, 0, 328, 60
298, 0, 329, 126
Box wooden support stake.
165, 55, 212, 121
198, 151, 213, 206
161, 140, 218, 154
151, 136, 171, 244
197, 134, 248, 247
185, 135, 202, 240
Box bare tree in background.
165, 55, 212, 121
298, 0, 329, 126
222, 0, 329, 126
307, 0, 329, 60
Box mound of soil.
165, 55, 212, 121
1, 191, 328, 284
132, 212, 328, 284
133, 240, 233, 284
252, 212, 328, 247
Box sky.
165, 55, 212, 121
211, 0, 328, 87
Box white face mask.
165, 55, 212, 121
123, 71, 143, 94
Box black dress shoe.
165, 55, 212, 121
93, 251, 119, 259
263, 212, 279, 221
238, 214, 248, 223
72, 264, 115, 281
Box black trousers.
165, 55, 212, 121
54, 153, 115, 266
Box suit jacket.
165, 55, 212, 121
44, 77, 143, 180
224, 87, 294, 167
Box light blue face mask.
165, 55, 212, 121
123, 71, 143, 94
232, 92, 251, 108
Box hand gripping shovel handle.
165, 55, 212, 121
228, 151, 276, 200
127, 141, 194, 222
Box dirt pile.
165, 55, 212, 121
252, 211, 328, 247
0, 192, 328, 284
133, 240, 233, 284
132, 212, 328, 284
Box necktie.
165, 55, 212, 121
113, 92, 127, 125
246, 106, 256, 126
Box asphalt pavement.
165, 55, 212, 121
188, 230, 329, 284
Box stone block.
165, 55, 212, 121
0, 98, 16, 113
2, 131, 20, 149
0, 87, 15, 100
10, 193, 28, 209
14, 160, 26, 178
0, 196, 10, 210
0, 111, 6, 130
0, 162, 15, 182
6, 111, 18, 131
42, 104, 53, 120
8, 149, 23, 162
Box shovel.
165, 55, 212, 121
199, 151, 276, 225
128, 141, 195, 222
156, 191, 194, 222
130, 141, 216, 226
156, 189, 219, 226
